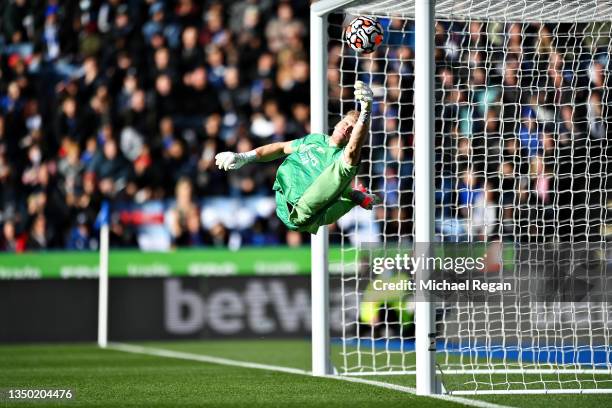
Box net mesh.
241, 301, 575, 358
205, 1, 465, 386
329, 0, 612, 392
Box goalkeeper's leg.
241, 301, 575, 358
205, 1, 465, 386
300, 186, 381, 233
301, 197, 356, 234
319, 186, 380, 222
291, 170, 381, 234
289, 158, 358, 228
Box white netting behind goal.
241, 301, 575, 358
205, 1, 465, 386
329, 0, 612, 393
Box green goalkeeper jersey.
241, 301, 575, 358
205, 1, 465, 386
273, 133, 344, 229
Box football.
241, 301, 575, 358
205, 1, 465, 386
345, 16, 384, 53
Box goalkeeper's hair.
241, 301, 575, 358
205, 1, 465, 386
345, 110, 359, 123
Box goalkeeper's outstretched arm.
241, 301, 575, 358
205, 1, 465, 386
215, 141, 293, 171
344, 81, 372, 166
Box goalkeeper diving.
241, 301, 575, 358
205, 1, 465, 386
215, 81, 380, 234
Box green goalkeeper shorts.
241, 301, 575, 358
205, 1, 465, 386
275, 157, 359, 234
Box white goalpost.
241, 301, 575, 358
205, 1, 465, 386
412, 0, 437, 396
310, 0, 612, 395
310, 0, 353, 376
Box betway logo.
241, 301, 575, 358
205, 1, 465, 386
164, 278, 339, 336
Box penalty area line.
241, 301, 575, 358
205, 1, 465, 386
107, 342, 512, 408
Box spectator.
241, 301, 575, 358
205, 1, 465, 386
468, 182, 498, 241
26, 214, 50, 250
55, 96, 84, 146
142, 2, 166, 44
2, 0, 28, 44
58, 140, 83, 199
181, 66, 221, 117
122, 88, 154, 136
0, 220, 20, 252
587, 91, 606, 139
78, 57, 102, 105
457, 170, 484, 218
201, 6, 229, 47
219, 66, 251, 117
1, 81, 25, 114
88, 138, 131, 197
166, 177, 203, 247
66, 212, 94, 250
519, 108, 540, 157
152, 47, 176, 79
179, 26, 203, 73
152, 72, 176, 120
265, 2, 304, 53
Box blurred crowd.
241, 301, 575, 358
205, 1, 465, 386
328, 18, 610, 243
433, 21, 610, 243
0, 0, 610, 252
0, 0, 313, 251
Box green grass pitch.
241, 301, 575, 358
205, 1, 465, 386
1, 340, 612, 407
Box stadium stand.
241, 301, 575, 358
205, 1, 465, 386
0, 1, 608, 251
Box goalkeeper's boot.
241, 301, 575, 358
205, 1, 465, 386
351, 184, 382, 210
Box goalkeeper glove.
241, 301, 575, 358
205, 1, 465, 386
354, 80, 373, 123
214, 150, 257, 171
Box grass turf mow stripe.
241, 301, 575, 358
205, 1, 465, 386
108, 342, 512, 408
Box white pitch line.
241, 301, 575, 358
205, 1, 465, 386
107, 342, 512, 408
334, 376, 512, 408
107, 342, 309, 376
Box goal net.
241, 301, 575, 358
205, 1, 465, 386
327, 0, 612, 394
